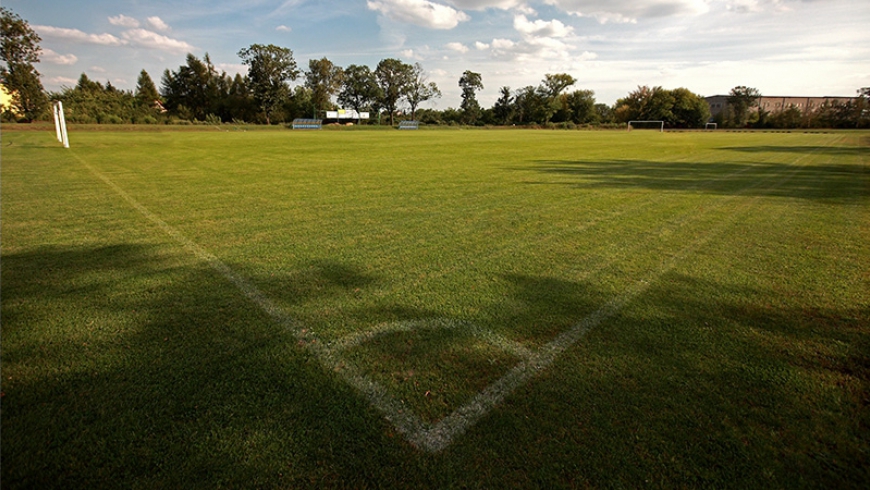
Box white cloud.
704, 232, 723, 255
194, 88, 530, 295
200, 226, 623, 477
48, 76, 80, 86
122, 29, 196, 54
491, 38, 516, 49
217, 63, 248, 76
724, 0, 794, 13
543, 0, 710, 23
447, 0, 525, 9
367, 0, 471, 29
513, 14, 573, 38
475, 41, 490, 50
146, 16, 171, 32
34, 25, 127, 46
445, 42, 469, 53
276, 25, 292, 32
401, 48, 425, 60
40, 49, 79, 65
108, 14, 140, 28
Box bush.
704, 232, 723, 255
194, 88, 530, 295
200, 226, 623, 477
97, 113, 125, 124
134, 114, 159, 125
204, 114, 222, 126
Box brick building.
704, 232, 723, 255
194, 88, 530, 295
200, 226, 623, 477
705, 94, 857, 118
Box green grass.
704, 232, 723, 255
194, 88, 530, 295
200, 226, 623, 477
2, 126, 868, 488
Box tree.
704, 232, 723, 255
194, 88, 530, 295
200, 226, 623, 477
226, 73, 255, 122
513, 85, 550, 125
595, 103, 614, 124
613, 86, 708, 128
727, 85, 761, 127
492, 86, 514, 125
238, 44, 299, 124
404, 62, 440, 121
564, 89, 597, 124
284, 85, 314, 122
542, 73, 576, 124
1, 7, 48, 121
338, 64, 380, 124
52, 72, 139, 124
542, 73, 577, 99
614, 86, 674, 124
135, 70, 160, 112
375, 58, 413, 126
305, 57, 343, 118
670, 87, 710, 128
161, 53, 230, 121
458, 70, 483, 125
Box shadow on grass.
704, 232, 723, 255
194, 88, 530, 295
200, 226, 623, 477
0, 245, 416, 488
490, 273, 610, 345
452, 272, 869, 488
528, 151, 867, 203
719, 145, 870, 157
2, 245, 868, 488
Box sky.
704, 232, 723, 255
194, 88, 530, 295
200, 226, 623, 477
7, 0, 870, 107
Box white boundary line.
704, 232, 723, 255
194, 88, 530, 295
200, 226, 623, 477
70, 137, 832, 453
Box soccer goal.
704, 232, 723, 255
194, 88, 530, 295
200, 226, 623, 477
627, 120, 664, 132
53, 101, 69, 148
705, 122, 718, 130
398, 120, 419, 130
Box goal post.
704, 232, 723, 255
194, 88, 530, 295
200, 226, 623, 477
627, 120, 664, 132
705, 122, 718, 130
53, 101, 69, 148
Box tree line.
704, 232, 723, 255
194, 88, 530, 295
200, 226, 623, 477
3, 7, 868, 129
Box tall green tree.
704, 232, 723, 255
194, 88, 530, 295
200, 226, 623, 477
542, 73, 576, 123
670, 87, 710, 128
1, 7, 48, 121
726, 85, 761, 127
542, 73, 577, 99
614, 86, 708, 128
513, 85, 550, 125
458, 70, 483, 125
238, 44, 299, 124
375, 58, 412, 126
135, 70, 160, 108
404, 63, 440, 121
563, 89, 597, 124
338, 64, 380, 123
614, 86, 674, 123
492, 86, 514, 125
305, 57, 343, 118
226, 73, 256, 122
161, 53, 229, 121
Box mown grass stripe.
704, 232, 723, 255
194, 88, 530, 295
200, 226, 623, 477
407, 137, 837, 452
67, 134, 844, 455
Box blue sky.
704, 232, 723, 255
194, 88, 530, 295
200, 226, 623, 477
8, 0, 870, 107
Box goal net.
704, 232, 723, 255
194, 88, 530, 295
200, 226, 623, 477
627, 120, 664, 132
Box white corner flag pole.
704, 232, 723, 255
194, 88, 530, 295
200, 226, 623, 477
53, 102, 62, 142
53, 101, 70, 148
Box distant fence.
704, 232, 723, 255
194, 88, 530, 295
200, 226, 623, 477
398, 120, 420, 130
292, 119, 322, 130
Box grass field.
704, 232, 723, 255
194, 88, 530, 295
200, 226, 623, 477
2, 126, 868, 488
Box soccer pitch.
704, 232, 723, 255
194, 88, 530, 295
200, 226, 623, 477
2, 127, 868, 487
